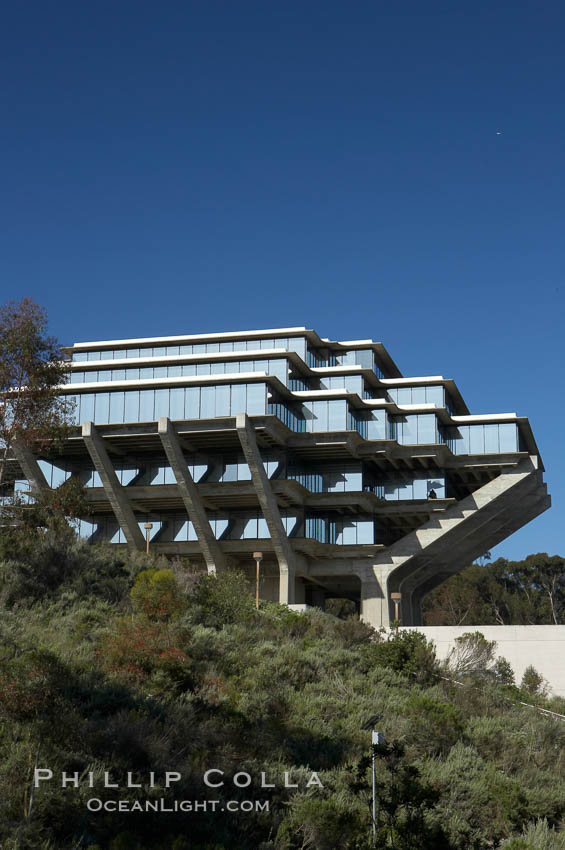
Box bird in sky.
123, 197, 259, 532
496, 131, 503, 135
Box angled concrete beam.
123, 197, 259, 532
323, 455, 545, 630
158, 417, 224, 574
236, 413, 295, 604
12, 443, 49, 493
404, 487, 551, 625
82, 421, 145, 550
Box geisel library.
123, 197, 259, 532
11, 327, 550, 628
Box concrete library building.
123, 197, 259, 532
11, 327, 549, 629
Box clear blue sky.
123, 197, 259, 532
1, 1, 563, 560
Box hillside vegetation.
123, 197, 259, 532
1, 529, 565, 850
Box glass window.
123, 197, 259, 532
328, 399, 345, 430
246, 383, 266, 415
182, 364, 196, 376
355, 350, 373, 369
169, 387, 185, 420
186, 386, 200, 418
168, 365, 182, 377
166, 345, 180, 356
426, 386, 444, 406
174, 519, 189, 541
200, 386, 215, 418
95, 392, 110, 424
215, 385, 231, 417
243, 517, 258, 539
484, 423, 499, 454
196, 363, 211, 375
345, 466, 362, 490
87, 351, 101, 361
367, 410, 387, 440
357, 521, 374, 544
470, 425, 485, 454
310, 401, 326, 432
499, 423, 518, 452
113, 349, 126, 360
417, 415, 437, 444
288, 338, 307, 360
413, 478, 428, 499
458, 426, 470, 454
237, 461, 251, 480
399, 416, 415, 444
139, 390, 154, 421
73, 351, 87, 362
269, 359, 287, 384
154, 389, 170, 419
80, 393, 96, 422
223, 461, 237, 482
109, 391, 125, 423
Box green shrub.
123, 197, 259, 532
130, 568, 184, 620
193, 570, 256, 628
361, 629, 438, 681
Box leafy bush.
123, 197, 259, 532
361, 629, 438, 681
193, 570, 257, 628
130, 568, 184, 620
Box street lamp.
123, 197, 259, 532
143, 522, 153, 555
361, 714, 385, 840
253, 552, 263, 609
390, 592, 402, 623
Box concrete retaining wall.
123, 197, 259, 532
405, 626, 565, 697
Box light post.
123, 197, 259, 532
391, 592, 402, 623
143, 522, 153, 555
253, 551, 263, 609
361, 713, 385, 841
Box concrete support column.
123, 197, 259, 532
158, 417, 225, 574
359, 567, 391, 629
236, 413, 295, 604
12, 442, 49, 494
82, 421, 145, 550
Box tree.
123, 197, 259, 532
0, 298, 72, 489
422, 554, 565, 626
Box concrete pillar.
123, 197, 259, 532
158, 417, 224, 574
82, 421, 145, 550
12, 442, 49, 494
359, 567, 391, 629
236, 413, 295, 604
